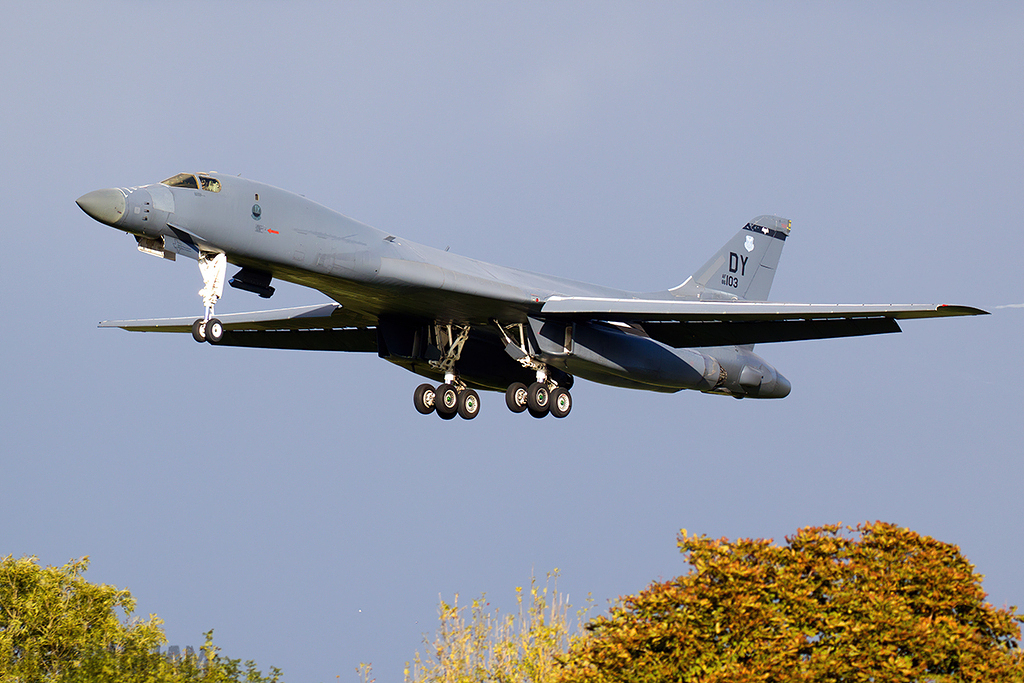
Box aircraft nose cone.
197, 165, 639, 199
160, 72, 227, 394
76, 188, 126, 226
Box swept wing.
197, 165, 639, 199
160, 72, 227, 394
100, 304, 377, 352
541, 298, 985, 347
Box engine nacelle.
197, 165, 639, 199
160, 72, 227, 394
528, 318, 724, 392
527, 317, 790, 398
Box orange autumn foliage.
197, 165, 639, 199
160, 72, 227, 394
559, 522, 1023, 683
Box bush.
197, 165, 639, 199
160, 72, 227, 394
401, 571, 591, 683
559, 522, 1024, 682
0, 555, 281, 683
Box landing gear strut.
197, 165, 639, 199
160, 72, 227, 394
409, 320, 573, 420
411, 324, 482, 419
191, 252, 227, 344
493, 321, 573, 419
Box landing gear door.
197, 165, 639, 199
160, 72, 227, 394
526, 316, 574, 361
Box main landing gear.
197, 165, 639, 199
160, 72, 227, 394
413, 383, 481, 420
411, 324, 482, 419
190, 252, 227, 345
409, 321, 573, 420
504, 381, 572, 418
493, 321, 571, 419
412, 380, 571, 420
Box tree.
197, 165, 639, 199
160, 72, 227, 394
558, 522, 1024, 682
0, 555, 281, 683
401, 572, 591, 683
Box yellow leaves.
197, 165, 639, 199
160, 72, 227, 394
1, 554, 169, 680
357, 661, 376, 683
394, 524, 1024, 683
1, 558, 283, 683
407, 571, 592, 683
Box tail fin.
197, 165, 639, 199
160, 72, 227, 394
671, 215, 790, 301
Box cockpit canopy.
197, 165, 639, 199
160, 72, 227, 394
162, 172, 221, 193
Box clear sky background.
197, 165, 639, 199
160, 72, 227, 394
2, 3, 1021, 682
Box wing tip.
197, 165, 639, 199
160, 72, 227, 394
937, 304, 990, 316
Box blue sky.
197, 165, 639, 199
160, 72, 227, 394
2, 3, 1021, 681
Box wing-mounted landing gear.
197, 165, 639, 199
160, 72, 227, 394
411, 324, 481, 420
494, 321, 572, 419
189, 252, 227, 344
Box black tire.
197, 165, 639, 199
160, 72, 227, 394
505, 382, 528, 413
528, 406, 548, 419
527, 382, 549, 413
206, 317, 225, 344
457, 389, 480, 420
435, 384, 459, 417
413, 384, 436, 415
191, 319, 206, 343
550, 387, 572, 418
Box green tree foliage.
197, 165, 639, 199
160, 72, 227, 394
400, 572, 591, 683
559, 522, 1024, 683
0, 555, 281, 683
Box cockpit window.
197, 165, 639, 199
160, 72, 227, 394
161, 173, 222, 192
198, 175, 221, 192
161, 173, 199, 189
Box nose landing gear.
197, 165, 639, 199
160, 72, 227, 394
190, 252, 228, 344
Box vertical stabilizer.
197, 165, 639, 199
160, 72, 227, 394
671, 215, 790, 301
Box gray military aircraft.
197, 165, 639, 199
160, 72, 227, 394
77, 172, 986, 420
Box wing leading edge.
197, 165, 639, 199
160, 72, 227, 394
540, 298, 988, 347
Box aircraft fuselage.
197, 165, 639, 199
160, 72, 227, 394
80, 170, 983, 418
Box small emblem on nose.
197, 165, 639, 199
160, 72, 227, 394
252, 204, 262, 220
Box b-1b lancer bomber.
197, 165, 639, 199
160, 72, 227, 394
78, 172, 986, 420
